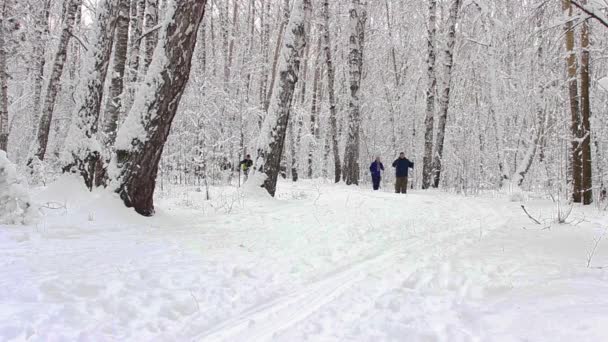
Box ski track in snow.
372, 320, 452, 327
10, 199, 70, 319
1, 177, 607, 341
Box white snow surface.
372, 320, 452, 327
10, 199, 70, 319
1, 176, 608, 341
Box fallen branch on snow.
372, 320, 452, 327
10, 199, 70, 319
521, 205, 542, 225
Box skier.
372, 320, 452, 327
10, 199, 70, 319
369, 157, 384, 191
239, 154, 253, 181
392, 152, 414, 194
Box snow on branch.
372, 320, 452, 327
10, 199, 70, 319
571, 0, 608, 28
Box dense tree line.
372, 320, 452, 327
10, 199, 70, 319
1, 0, 607, 216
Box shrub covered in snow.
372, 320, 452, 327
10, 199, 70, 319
0, 151, 38, 225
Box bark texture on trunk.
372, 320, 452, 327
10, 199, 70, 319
103, 0, 131, 146
308, 37, 322, 179
321, 0, 341, 183
0, 0, 8, 153
29, 0, 52, 141
112, 0, 207, 216
343, 0, 366, 186
142, 0, 158, 75
580, 0, 593, 205
563, 0, 583, 203
256, 0, 311, 197
62, 0, 120, 190
124, 0, 146, 115
432, 0, 461, 188
422, 0, 438, 190
29, 0, 82, 163
265, 0, 290, 113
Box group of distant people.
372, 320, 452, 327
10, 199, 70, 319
238, 152, 414, 194
369, 152, 414, 193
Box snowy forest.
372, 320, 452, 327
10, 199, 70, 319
1, 0, 607, 214
1, 0, 608, 340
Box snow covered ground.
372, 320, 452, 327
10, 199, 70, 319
1, 176, 608, 341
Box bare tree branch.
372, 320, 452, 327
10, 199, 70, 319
521, 205, 542, 225
571, 0, 608, 28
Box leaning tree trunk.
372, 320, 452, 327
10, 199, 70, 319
422, 0, 437, 190
580, 0, 593, 205
432, 0, 461, 188
28, 0, 82, 164
112, 0, 208, 216
562, 0, 582, 203
62, 0, 119, 190
255, 0, 311, 196
343, 0, 367, 186
0, 0, 8, 152
322, 0, 341, 183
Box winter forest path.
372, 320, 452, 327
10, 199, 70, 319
2, 178, 607, 341
180, 183, 511, 341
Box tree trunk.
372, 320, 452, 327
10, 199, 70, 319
142, 0, 158, 75
225, 0, 239, 86
103, 0, 131, 146
563, 0, 583, 203
308, 37, 322, 179
255, 0, 311, 196
265, 0, 291, 113
112, 0, 207, 216
62, 0, 120, 190
124, 0, 145, 115
343, 0, 366, 186
580, 0, 593, 205
422, 0, 437, 190
432, 0, 461, 188
29, 0, 52, 141
321, 0, 341, 183
28, 0, 82, 164
0, 0, 8, 152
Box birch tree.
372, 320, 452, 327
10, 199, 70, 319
343, 0, 367, 186
255, 0, 312, 196
112, 0, 208, 216
29, 0, 52, 141
322, 0, 341, 183
142, 0, 158, 75
103, 0, 131, 146
422, 0, 437, 189
62, 0, 120, 190
28, 0, 82, 164
432, 0, 461, 188
124, 0, 146, 114
0, 0, 8, 152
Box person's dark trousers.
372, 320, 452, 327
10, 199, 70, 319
372, 175, 381, 190
395, 176, 408, 193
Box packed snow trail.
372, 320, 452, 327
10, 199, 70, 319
1, 176, 607, 341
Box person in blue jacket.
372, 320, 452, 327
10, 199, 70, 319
369, 157, 385, 190
392, 152, 414, 194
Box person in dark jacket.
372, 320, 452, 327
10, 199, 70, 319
369, 157, 385, 190
392, 152, 414, 194
239, 154, 254, 180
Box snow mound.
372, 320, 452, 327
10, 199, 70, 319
35, 175, 154, 227
0, 151, 38, 225
241, 172, 274, 201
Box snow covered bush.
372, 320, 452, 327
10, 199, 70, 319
0, 151, 38, 225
